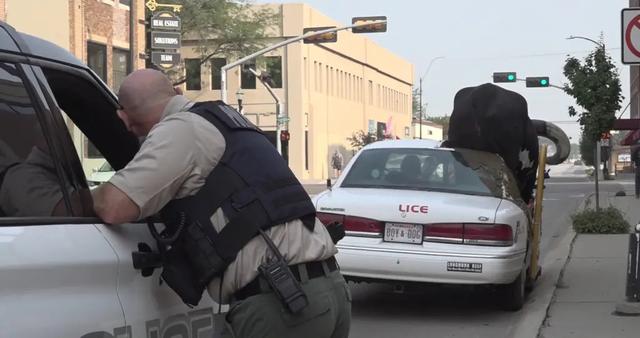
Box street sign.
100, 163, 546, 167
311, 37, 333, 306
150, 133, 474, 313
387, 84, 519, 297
151, 31, 181, 49
277, 116, 290, 124
622, 8, 640, 64
151, 52, 181, 70
151, 11, 181, 31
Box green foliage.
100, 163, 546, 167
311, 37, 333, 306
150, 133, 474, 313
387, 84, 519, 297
426, 115, 450, 140
563, 40, 624, 143
572, 206, 630, 234
579, 133, 595, 166
412, 87, 423, 119
347, 130, 377, 152
159, 0, 280, 84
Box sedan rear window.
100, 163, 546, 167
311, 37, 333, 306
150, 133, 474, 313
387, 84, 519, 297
341, 147, 520, 199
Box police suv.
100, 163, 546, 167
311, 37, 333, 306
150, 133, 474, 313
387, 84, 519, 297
0, 23, 216, 337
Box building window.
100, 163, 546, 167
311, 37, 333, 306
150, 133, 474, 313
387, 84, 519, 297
368, 81, 373, 105
263, 56, 282, 88
210, 58, 226, 90
185, 58, 201, 91
112, 48, 130, 92
305, 130, 309, 170
87, 42, 107, 82
318, 63, 323, 93
241, 62, 256, 89
118, 0, 131, 7
377, 84, 381, 107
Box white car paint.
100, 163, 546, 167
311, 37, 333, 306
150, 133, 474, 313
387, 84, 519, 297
0, 225, 124, 337
313, 139, 530, 286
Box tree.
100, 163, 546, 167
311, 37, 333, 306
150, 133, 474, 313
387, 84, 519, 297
426, 115, 450, 140
412, 87, 423, 120
347, 130, 377, 152
157, 0, 280, 84
579, 133, 595, 166
563, 40, 623, 144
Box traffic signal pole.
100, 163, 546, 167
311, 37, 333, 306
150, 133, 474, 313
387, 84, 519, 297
220, 19, 387, 105
248, 68, 283, 155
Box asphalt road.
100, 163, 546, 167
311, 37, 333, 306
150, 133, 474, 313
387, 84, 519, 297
329, 176, 633, 338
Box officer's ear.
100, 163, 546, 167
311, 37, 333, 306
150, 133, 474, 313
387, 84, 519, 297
174, 86, 183, 95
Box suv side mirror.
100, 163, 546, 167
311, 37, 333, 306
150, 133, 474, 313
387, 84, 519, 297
326, 178, 332, 190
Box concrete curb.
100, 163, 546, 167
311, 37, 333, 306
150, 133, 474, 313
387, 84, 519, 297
507, 194, 590, 338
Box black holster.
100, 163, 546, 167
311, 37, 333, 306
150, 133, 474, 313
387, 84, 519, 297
140, 215, 227, 307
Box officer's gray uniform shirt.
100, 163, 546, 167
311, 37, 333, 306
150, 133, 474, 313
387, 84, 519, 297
109, 95, 337, 304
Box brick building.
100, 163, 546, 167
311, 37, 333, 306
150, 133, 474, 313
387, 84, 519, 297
1, 0, 146, 174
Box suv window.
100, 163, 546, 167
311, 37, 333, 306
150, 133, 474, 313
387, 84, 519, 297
0, 62, 72, 217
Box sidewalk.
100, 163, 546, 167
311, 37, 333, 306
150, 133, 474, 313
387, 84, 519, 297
539, 196, 640, 338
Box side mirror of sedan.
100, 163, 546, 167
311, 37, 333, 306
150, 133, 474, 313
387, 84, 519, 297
326, 178, 332, 190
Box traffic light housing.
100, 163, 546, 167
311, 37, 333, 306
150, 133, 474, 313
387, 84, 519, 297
526, 77, 550, 88
303, 27, 337, 44
280, 130, 290, 142
351, 16, 387, 33
493, 72, 517, 83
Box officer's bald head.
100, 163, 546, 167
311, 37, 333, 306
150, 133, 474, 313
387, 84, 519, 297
117, 69, 178, 137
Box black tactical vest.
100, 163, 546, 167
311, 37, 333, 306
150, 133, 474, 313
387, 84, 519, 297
159, 101, 316, 288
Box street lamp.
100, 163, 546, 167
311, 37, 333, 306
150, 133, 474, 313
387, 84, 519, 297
236, 89, 244, 113
418, 56, 445, 139
566, 35, 604, 49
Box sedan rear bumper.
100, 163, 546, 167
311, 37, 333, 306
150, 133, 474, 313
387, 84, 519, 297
336, 244, 526, 285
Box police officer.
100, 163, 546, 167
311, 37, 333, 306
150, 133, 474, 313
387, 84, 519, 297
92, 69, 351, 338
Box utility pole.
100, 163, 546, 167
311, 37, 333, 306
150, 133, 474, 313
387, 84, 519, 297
419, 77, 423, 139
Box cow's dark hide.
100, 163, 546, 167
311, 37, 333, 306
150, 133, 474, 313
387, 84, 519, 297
442, 83, 539, 203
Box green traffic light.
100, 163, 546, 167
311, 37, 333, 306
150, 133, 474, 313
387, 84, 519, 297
507, 74, 515, 81
540, 79, 548, 86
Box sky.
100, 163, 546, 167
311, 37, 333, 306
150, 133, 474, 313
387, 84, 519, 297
256, 0, 632, 142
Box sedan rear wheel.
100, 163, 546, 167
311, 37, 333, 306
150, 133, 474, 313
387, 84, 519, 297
499, 267, 526, 311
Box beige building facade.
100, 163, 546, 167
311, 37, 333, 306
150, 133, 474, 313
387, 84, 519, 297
1, 0, 146, 175
181, 3, 414, 181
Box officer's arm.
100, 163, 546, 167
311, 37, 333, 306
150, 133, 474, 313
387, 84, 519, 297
92, 182, 140, 224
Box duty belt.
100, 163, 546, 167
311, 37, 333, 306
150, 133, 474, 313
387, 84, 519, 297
233, 256, 338, 302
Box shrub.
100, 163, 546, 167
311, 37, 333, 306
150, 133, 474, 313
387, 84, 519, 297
571, 206, 630, 234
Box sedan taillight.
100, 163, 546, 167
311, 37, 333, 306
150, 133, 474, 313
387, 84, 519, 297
316, 212, 345, 226
424, 223, 514, 246
343, 215, 384, 235
463, 224, 513, 246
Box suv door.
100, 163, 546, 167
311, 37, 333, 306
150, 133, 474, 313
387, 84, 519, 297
0, 58, 125, 337
33, 58, 217, 336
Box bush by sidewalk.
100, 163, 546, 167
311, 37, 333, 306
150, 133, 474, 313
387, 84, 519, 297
571, 206, 630, 234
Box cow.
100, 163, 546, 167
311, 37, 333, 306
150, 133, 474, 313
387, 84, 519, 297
442, 83, 569, 204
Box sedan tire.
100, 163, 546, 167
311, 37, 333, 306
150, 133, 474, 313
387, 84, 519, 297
498, 267, 526, 311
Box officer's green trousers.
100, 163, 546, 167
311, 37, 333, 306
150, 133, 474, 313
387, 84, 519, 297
225, 270, 352, 338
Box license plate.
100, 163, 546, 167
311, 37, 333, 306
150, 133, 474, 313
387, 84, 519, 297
384, 223, 423, 244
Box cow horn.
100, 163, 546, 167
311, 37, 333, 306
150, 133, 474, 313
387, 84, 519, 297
531, 119, 571, 165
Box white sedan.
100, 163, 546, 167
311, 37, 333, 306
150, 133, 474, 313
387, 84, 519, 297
313, 139, 535, 310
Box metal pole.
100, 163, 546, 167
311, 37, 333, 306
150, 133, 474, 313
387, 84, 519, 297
419, 77, 423, 139
221, 20, 387, 104
595, 140, 601, 211
248, 68, 283, 155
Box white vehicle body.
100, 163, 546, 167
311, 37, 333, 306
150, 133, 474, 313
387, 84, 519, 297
0, 23, 219, 337
313, 140, 531, 287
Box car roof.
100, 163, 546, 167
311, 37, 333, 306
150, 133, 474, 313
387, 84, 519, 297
0, 22, 89, 70
362, 139, 442, 150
